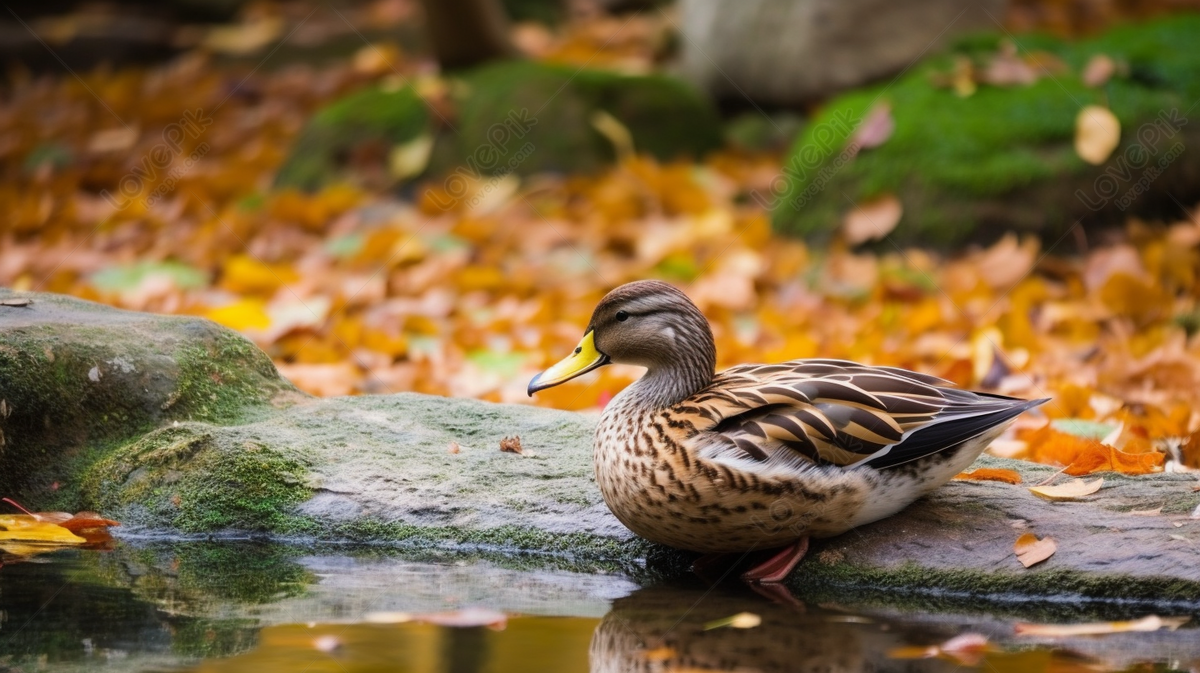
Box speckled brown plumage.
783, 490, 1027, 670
531, 280, 1048, 558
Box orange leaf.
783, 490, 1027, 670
1064, 445, 1163, 476
1014, 533, 1057, 568
954, 468, 1022, 485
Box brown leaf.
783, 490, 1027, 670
843, 194, 902, 245
499, 436, 523, 454
1014, 533, 1057, 567
1075, 105, 1121, 165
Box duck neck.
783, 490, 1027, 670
627, 334, 716, 410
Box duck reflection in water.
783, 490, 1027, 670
590, 585, 957, 673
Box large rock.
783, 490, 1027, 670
274, 61, 723, 192
678, 0, 1005, 106
771, 14, 1200, 246
2, 289, 1200, 602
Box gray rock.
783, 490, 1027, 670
677, 0, 1005, 106
2, 289, 1199, 604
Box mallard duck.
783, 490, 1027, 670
528, 280, 1047, 583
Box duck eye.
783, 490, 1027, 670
574, 346, 582, 354
615, 310, 629, 322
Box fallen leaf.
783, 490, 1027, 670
499, 436, 523, 454
389, 134, 434, 180
0, 298, 32, 307
1128, 507, 1163, 516
419, 607, 508, 629
954, 468, 1023, 484
889, 633, 990, 666
0, 515, 87, 544
1028, 478, 1104, 501
1014, 533, 1057, 567
1075, 105, 1121, 165
1015, 615, 1189, 637
704, 612, 761, 630
849, 103, 894, 152
1082, 54, 1116, 87
843, 194, 902, 245
448, 441, 461, 454
591, 110, 635, 161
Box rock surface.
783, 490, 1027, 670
3, 289, 1200, 604
678, 0, 1004, 106
771, 15, 1200, 246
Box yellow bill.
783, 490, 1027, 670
528, 331, 609, 396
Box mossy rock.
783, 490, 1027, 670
436, 61, 723, 176
5, 290, 1200, 605
773, 14, 1200, 246
274, 85, 429, 191
275, 61, 722, 191
0, 289, 302, 511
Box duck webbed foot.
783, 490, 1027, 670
740, 537, 809, 584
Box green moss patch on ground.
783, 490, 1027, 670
773, 14, 1200, 245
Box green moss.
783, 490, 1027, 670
0, 292, 300, 510
445, 61, 722, 176
274, 85, 429, 190
84, 424, 311, 533
774, 14, 1200, 245
794, 559, 1200, 620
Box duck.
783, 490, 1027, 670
528, 280, 1047, 583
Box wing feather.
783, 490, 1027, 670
675, 359, 1046, 470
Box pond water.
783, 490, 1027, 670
0, 540, 1196, 673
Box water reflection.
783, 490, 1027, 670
591, 585, 951, 673
0, 542, 1196, 673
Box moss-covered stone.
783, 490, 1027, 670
274, 85, 429, 191
275, 61, 722, 191
773, 14, 1200, 246
6, 290, 1200, 606
0, 290, 302, 510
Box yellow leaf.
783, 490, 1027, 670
1014, 533, 1057, 568
704, 611, 761, 630
843, 194, 902, 245
206, 299, 271, 331
1015, 615, 1189, 637
389, 134, 434, 180
1075, 105, 1120, 165
220, 255, 298, 295
0, 515, 87, 544
1028, 478, 1103, 501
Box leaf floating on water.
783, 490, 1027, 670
704, 612, 761, 630
954, 468, 1022, 485
1028, 477, 1103, 501
889, 632, 990, 666
1075, 105, 1120, 165
0, 515, 87, 544
420, 607, 508, 630
1015, 615, 1190, 637
1014, 533, 1057, 568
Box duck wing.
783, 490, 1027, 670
674, 358, 1046, 470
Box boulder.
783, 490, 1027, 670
677, 0, 1005, 106
2, 289, 1199, 603
274, 61, 723, 192
771, 15, 1200, 246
